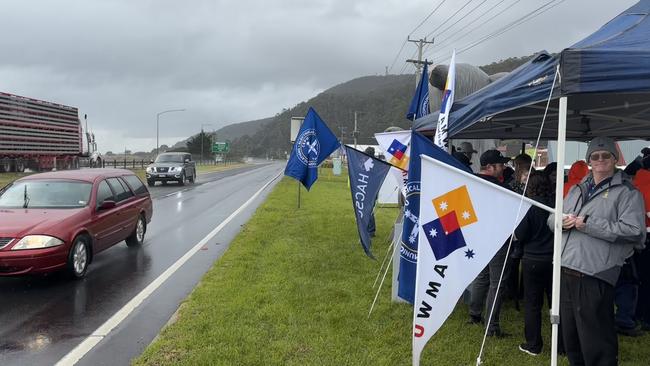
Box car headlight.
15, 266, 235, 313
11, 235, 65, 250
146, 167, 154, 173
169, 166, 180, 172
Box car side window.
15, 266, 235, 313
123, 175, 147, 195
107, 178, 134, 202
96, 180, 114, 208
185, 154, 191, 162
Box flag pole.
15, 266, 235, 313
550, 94, 567, 366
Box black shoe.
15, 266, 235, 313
467, 315, 483, 324
616, 326, 644, 337
487, 329, 510, 338
518, 343, 541, 356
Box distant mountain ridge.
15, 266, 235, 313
214, 117, 273, 142
188, 54, 535, 158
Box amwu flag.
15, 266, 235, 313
285, 107, 340, 190
433, 50, 456, 149
375, 130, 411, 198
412, 155, 535, 365
374, 131, 411, 171
406, 62, 430, 121
345, 146, 392, 258
398, 132, 471, 303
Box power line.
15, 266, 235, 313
427, 0, 490, 40
408, 0, 448, 36
424, 0, 474, 38
404, 0, 474, 72
418, 0, 485, 66
453, 0, 567, 58
424, 0, 521, 58
431, 0, 566, 63
389, 0, 447, 74
387, 38, 408, 74
399, 47, 419, 74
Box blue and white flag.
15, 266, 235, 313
345, 145, 392, 258
412, 155, 536, 365
398, 131, 472, 303
285, 107, 340, 190
434, 50, 456, 148
406, 63, 430, 121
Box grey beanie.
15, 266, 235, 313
586, 136, 618, 161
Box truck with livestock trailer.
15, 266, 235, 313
0, 91, 100, 172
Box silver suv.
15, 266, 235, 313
146, 152, 196, 187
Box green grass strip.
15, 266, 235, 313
133, 172, 650, 366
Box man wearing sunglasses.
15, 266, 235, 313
549, 136, 646, 366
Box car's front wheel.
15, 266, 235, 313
188, 171, 195, 183
178, 171, 185, 186
67, 235, 90, 279
147, 179, 155, 187
126, 215, 146, 247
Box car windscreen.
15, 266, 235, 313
154, 154, 184, 163
0, 180, 93, 209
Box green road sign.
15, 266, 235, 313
212, 142, 230, 153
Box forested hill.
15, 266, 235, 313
213, 54, 537, 158
229, 74, 415, 158
214, 117, 274, 142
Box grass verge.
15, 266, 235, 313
131, 171, 650, 366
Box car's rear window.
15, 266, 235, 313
0, 180, 92, 209
123, 175, 148, 195
155, 154, 184, 163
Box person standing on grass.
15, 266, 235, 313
632, 155, 650, 332
548, 136, 646, 366
468, 149, 513, 337
514, 171, 563, 356
510, 153, 533, 194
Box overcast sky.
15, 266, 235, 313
0, 0, 637, 153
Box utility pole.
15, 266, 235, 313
406, 36, 435, 86
84, 114, 89, 156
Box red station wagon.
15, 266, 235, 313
0, 169, 153, 278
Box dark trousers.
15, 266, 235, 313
615, 259, 639, 329
635, 249, 650, 327
522, 258, 552, 352
470, 244, 511, 331
561, 271, 618, 366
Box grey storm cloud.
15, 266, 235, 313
0, 0, 637, 153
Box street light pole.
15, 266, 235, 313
156, 109, 186, 154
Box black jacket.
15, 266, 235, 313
515, 195, 554, 262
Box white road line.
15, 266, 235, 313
55, 171, 282, 366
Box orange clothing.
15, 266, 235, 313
633, 168, 650, 230
563, 160, 589, 197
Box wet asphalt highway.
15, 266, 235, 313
0, 162, 284, 366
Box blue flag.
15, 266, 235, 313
406, 62, 430, 121
398, 131, 471, 303
285, 108, 340, 190
345, 146, 392, 258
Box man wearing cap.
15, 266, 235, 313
549, 136, 646, 366
459, 141, 478, 161
468, 149, 513, 337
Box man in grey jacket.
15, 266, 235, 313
548, 136, 646, 366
